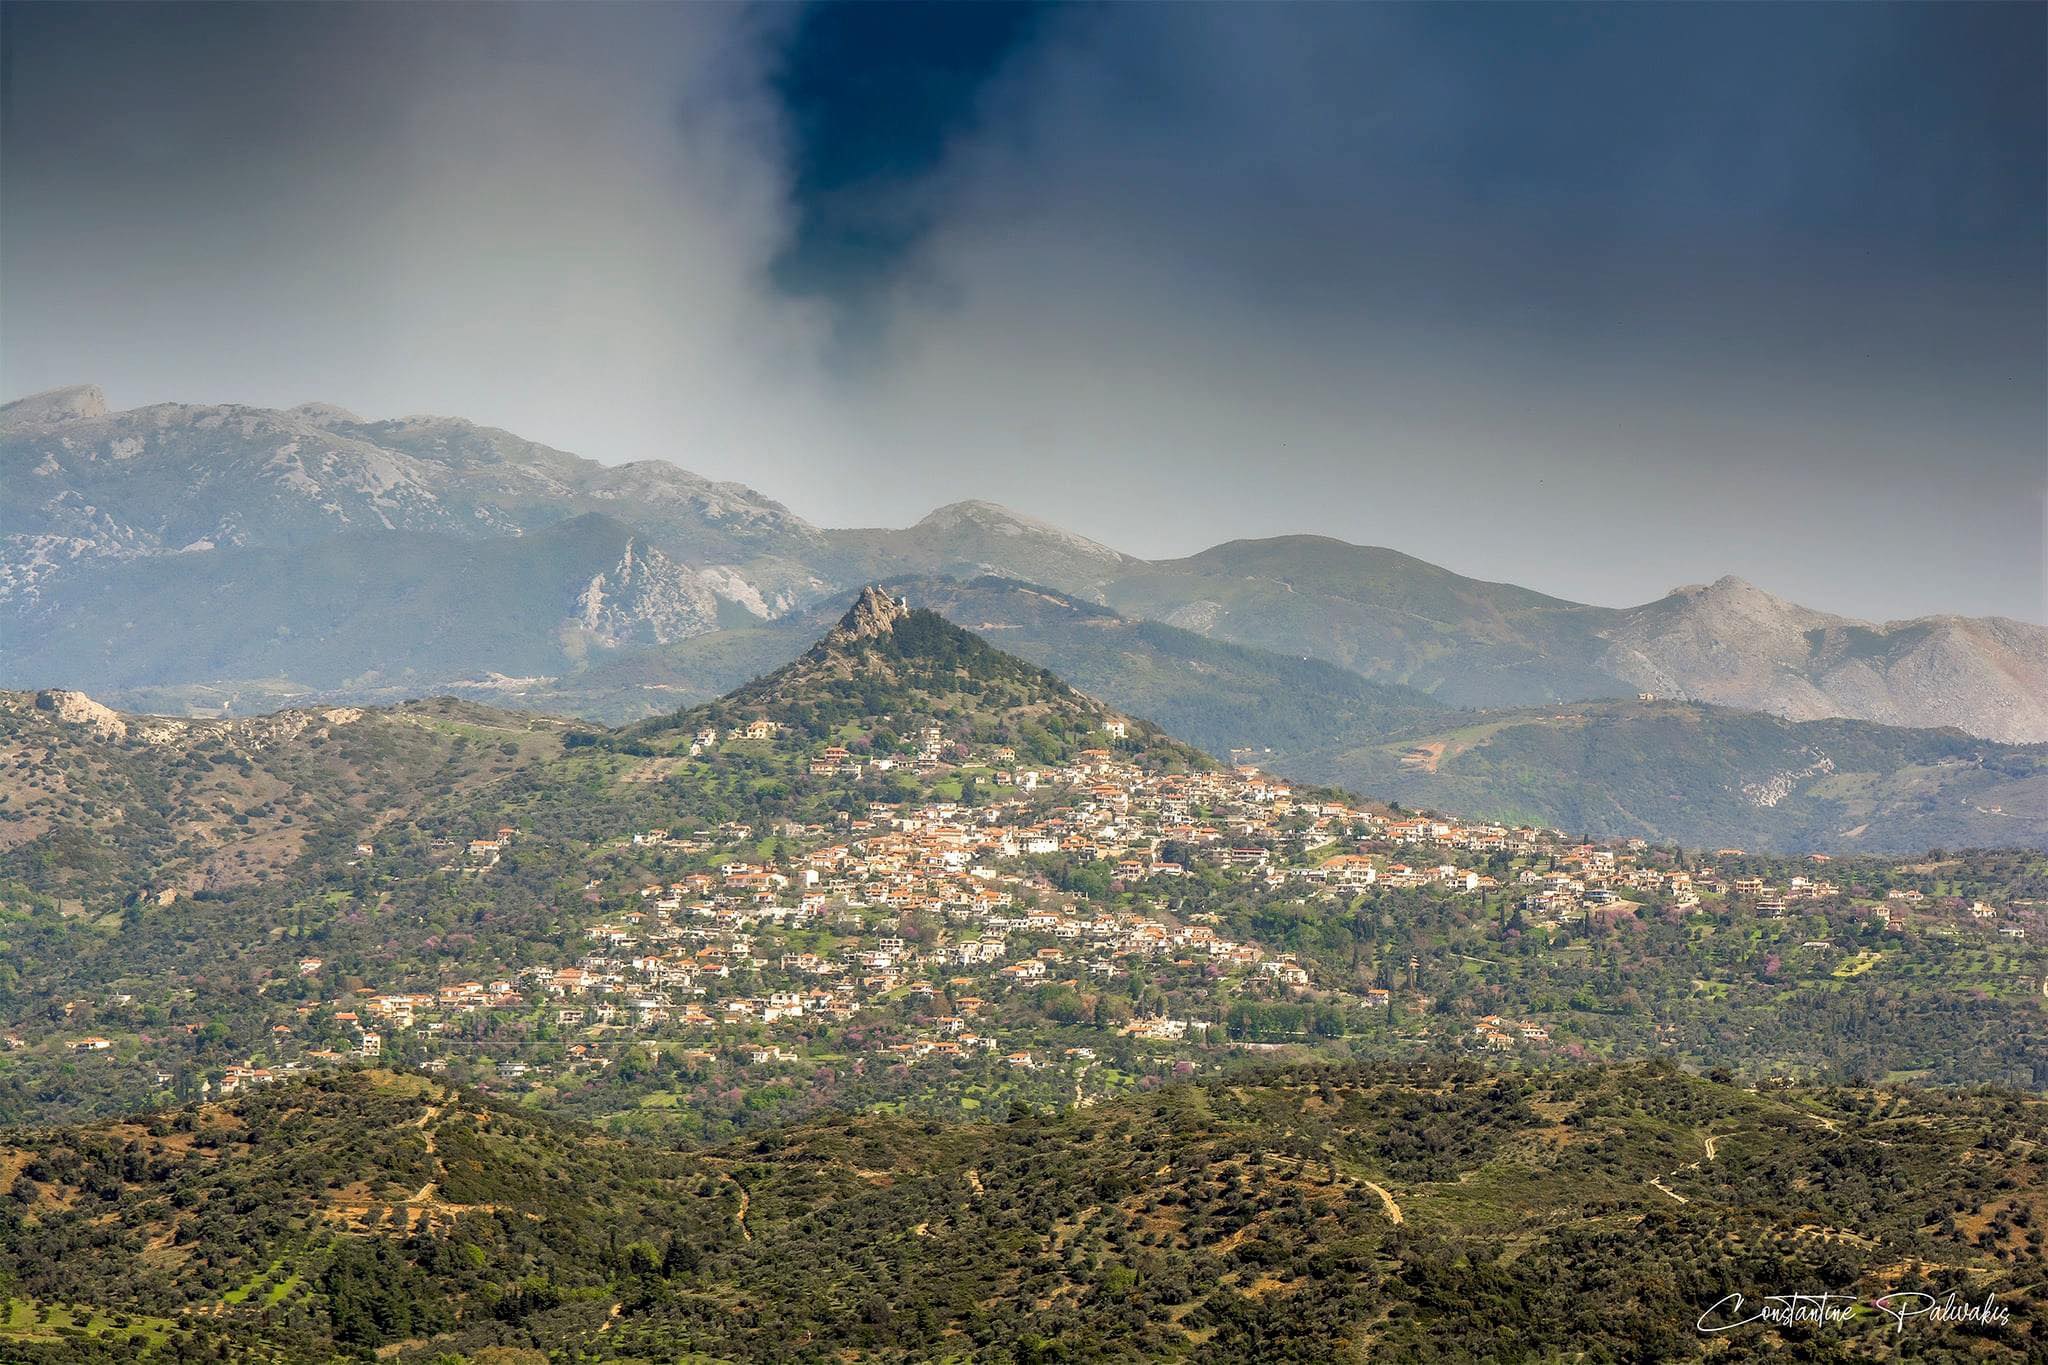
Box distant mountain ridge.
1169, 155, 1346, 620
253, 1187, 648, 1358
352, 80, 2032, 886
1596, 574, 2048, 744
829, 498, 1140, 599
11, 576, 2047, 855
5, 384, 2043, 747
3, 512, 739, 706
0, 384, 829, 618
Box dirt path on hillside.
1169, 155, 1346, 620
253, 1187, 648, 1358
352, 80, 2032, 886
407, 1105, 444, 1203
1648, 1131, 1726, 1206
1399, 742, 1447, 774
1359, 1179, 1403, 1225
732, 1179, 752, 1241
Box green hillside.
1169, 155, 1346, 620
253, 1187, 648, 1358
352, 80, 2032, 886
618, 586, 1213, 772
2, 1063, 2039, 1362
0, 691, 582, 900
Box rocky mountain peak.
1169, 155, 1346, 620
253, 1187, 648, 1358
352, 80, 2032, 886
915, 499, 1025, 529
833, 585, 910, 642
1669, 575, 1769, 604
1656, 574, 1842, 630
285, 402, 365, 428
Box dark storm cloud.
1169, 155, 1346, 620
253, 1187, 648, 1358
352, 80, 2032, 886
769, 0, 1052, 320
1, 1, 2040, 622
801, 3, 2046, 620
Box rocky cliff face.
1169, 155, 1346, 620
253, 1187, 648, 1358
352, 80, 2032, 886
32, 687, 129, 739
571, 537, 727, 647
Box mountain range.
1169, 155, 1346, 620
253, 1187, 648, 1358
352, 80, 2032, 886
6, 385, 2045, 852
4, 452, 2041, 1362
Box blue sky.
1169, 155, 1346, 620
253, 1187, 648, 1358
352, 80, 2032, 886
3, 1, 2041, 621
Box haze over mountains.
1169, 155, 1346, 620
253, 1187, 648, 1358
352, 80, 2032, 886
10, 384, 2041, 729
6, 385, 2045, 853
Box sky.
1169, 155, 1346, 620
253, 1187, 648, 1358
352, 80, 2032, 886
3, 1, 2042, 623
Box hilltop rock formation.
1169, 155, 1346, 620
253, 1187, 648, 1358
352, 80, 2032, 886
0, 384, 108, 429
32, 687, 127, 738
832, 584, 911, 642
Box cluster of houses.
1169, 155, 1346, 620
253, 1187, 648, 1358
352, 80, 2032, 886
448, 748, 1607, 1073
285, 747, 1460, 1082
1472, 1015, 1551, 1050
50, 716, 2042, 1098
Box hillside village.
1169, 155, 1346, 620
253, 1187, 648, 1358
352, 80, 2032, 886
0, 592, 2039, 1135
27, 701, 2042, 1121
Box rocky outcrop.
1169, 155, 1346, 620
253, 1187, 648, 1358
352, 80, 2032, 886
571, 537, 725, 647
33, 688, 127, 738
833, 585, 911, 642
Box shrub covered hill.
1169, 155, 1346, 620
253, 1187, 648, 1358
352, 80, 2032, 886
0, 690, 583, 902
1, 1062, 2041, 1363
610, 585, 1214, 774
0, 587, 1201, 910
